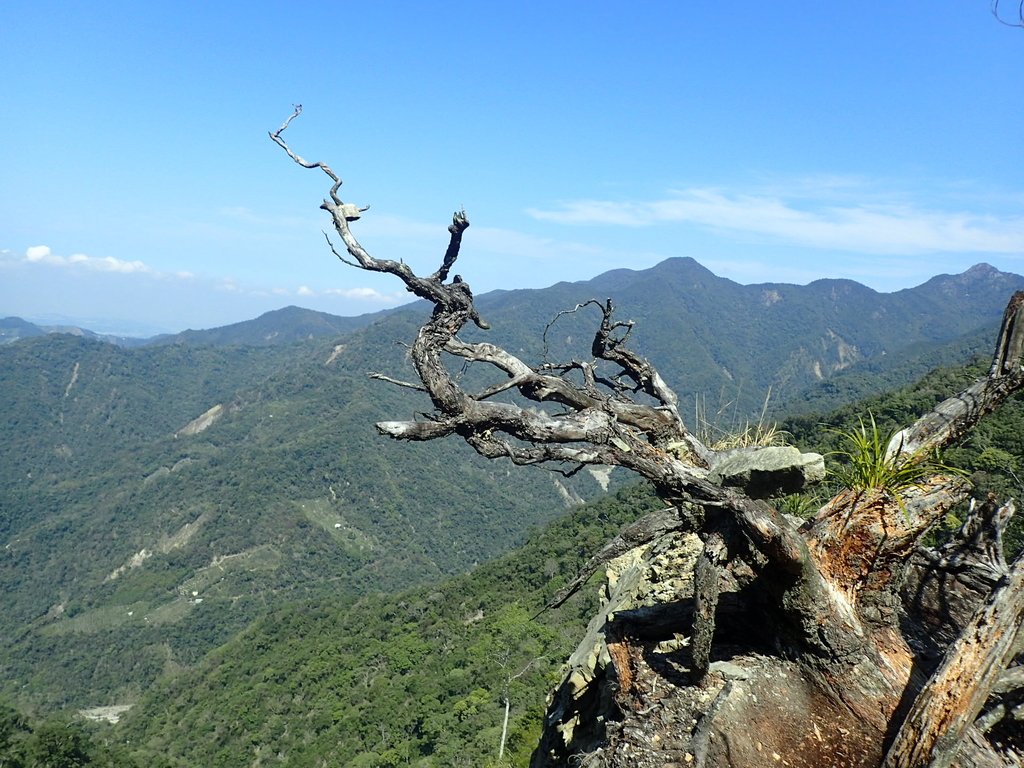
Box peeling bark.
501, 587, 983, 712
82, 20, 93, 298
883, 550, 1024, 768
692, 530, 728, 678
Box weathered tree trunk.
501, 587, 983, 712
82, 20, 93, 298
531, 495, 1024, 767
271, 108, 1024, 768
884, 540, 1024, 768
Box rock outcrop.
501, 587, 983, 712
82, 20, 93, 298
708, 446, 825, 499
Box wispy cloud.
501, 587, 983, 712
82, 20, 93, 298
471, 225, 605, 261
23, 245, 156, 273
10, 244, 407, 308
322, 286, 406, 303
254, 281, 408, 305
526, 184, 1024, 256
353, 213, 606, 262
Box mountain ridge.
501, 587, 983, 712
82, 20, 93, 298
3, 257, 1023, 713
4, 259, 1018, 352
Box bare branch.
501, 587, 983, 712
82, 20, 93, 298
993, 663, 1024, 695
470, 375, 530, 401
692, 530, 728, 678
368, 373, 427, 392
991, 0, 1024, 26
940, 495, 1016, 577
431, 210, 470, 283
323, 231, 361, 268
274, 117, 1024, 765
542, 300, 605, 360
269, 104, 344, 203
991, 293, 1024, 375
376, 419, 454, 441
271, 107, 482, 319
592, 299, 712, 466
539, 506, 685, 613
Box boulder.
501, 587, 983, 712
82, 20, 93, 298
708, 446, 825, 499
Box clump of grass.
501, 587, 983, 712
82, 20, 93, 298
776, 492, 822, 520
696, 387, 789, 451
712, 421, 788, 451
828, 412, 962, 499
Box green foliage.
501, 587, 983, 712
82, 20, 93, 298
0, 704, 150, 768
118, 484, 661, 767
5, 263, 1024, 759
775, 492, 822, 519
474, 258, 1022, 423
827, 412, 960, 496
785, 360, 1024, 556
0, 328, 604, 710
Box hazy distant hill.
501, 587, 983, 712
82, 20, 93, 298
0, 316, 142, 347
1, 305, 388, 349
0, 316, 46, 344
145, 305, 387, 347
7, 259, 1020, 411
2, 257, 1022, 712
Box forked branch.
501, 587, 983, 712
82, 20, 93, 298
269, 107, 877, 662
270, 106, 486, 329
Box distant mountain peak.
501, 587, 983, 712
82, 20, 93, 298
963, 262, 999, 277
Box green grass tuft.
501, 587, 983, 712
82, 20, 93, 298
827, 412, 963, 499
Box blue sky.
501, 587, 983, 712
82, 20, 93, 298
1, 2, 1022, 335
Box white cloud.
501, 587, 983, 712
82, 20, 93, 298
21, 245, 155, 274
26, 245, 51, 261
322, 286, 404, 302
526, 186, 1024, 256
259, 283, 406, 305
96, 255, 150, 273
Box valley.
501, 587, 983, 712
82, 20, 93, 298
2, 258, 1024, 764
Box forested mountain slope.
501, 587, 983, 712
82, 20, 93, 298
2, 258, 1021, 715
114, 353, 1024, 767
120, 484, 664, 768
469, 259, 1024, 417
0, 324, 600, 711
144, 304, 385, 347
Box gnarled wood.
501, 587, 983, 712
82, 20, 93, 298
883, 545, 1024, 768
692, 530, 728, 677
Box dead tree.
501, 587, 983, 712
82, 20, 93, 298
271, 107, 1024, 767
